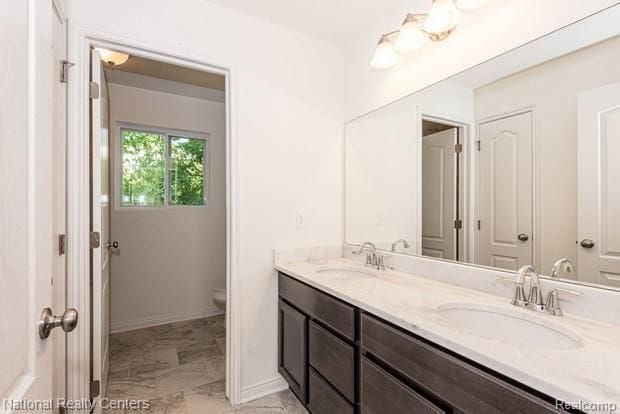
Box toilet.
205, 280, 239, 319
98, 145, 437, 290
213, 288, 226, 311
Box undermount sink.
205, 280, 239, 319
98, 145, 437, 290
436, 303, 584, 350
316, 265, 376, 281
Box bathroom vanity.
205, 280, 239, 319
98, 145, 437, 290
278, 271, 562, 413
275, 250, 620, 414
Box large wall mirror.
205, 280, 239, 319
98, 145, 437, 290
345, 5, 620, 290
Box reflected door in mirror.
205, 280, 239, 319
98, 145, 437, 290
578, 82, 620, 287
478, 111, 533, 271
422, 128, 458, 260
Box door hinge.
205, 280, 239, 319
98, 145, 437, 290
477, 220, 481, 230
90, 231, 101, 249
476, 140, 481, 151
60, 60, 74, 83
454, 219, 463, 230
89, 81, 100, 99
58, 234, 66, 255
90, 380, 100, 399
455, 143, 463, 154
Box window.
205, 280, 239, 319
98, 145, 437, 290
120, 127, 208, 207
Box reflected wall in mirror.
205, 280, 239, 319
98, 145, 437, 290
345, 5, 620, 290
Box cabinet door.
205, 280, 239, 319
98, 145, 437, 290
279, 298, 308, 403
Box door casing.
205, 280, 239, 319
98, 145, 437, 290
419, 114, 472, 263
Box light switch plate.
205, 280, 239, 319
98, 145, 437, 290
376, 214, 384, 226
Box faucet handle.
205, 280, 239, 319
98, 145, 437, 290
496, 274, 529, 306
545, 288, 583, 316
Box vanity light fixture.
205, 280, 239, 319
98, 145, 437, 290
370, 0, 493, 69
394, 14, 429, 54
424, 0, 462, 35
370, 34, 400, 70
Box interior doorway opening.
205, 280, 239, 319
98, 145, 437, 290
420, 118, 467, 262
86, 45, 232, 411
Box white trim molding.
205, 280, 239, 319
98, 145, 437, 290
110, 307, 224, 334
66, 24, 241, 406
240, 376, 289, 404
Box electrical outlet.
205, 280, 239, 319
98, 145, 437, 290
296, 211, 305, 229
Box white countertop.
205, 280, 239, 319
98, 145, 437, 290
275, 258, 620, 411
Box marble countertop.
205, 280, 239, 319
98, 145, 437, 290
275, 257, 620, 412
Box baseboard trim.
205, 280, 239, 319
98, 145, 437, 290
240, 375, 289, 404
110, 306, 224, 333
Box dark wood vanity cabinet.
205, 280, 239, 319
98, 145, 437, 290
278, 273, 357, 412
278, 298, 308, 403
278, 272, 568, 414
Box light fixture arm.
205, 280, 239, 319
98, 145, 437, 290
378, 13, 453, 45
371, 0, 493, 69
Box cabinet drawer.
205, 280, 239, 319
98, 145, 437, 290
279, 273, 355, 340
361, 357, 445, 414
361, 314, 559, 414
308, 368, 354, 414
309, 321, 355, 402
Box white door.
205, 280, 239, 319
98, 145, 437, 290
52, 1, 68, 405
422, 129, 457, 260
1, 1, 71, 410
91, 49, 111, 408
578, 83, 620, 287
478, 111, 533, 270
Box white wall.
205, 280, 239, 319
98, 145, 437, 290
475, 35, 620, 275
107, 82, 227, 332
66, 0, 344, 396
346, 81, 473, 252
344, 0, 619, 120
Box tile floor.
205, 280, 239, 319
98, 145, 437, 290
106, 315, 307, 413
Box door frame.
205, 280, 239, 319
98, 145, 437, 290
475, 107, 539, 269
66, 26, 241, 404
418, 112, 473, 263
52, 0, 69, 404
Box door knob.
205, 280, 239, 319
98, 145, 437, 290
39, 308, 79, 339
106, 240, 119, 249
517, 233, 529, 242
580, 239, 595, 249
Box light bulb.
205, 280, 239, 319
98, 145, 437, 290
96, 48, 130, 66
455, 0, 493, 10
423, 0, 461, 35
395, 15, 428, 54
370, 35, 399, 69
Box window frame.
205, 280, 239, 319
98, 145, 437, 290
115, 122, 210, 210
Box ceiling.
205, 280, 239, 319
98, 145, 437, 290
204, 0, 422, 46
422, 120, 455, 136
104, 55, 226, 91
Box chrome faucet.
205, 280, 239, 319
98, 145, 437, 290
502, 265, 582, 316
357, 241, 385, 271
550, 258, 576, 279
390, 239, 410, 252
511, 265, 535, 308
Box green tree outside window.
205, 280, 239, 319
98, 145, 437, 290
121, 128, 207, 207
